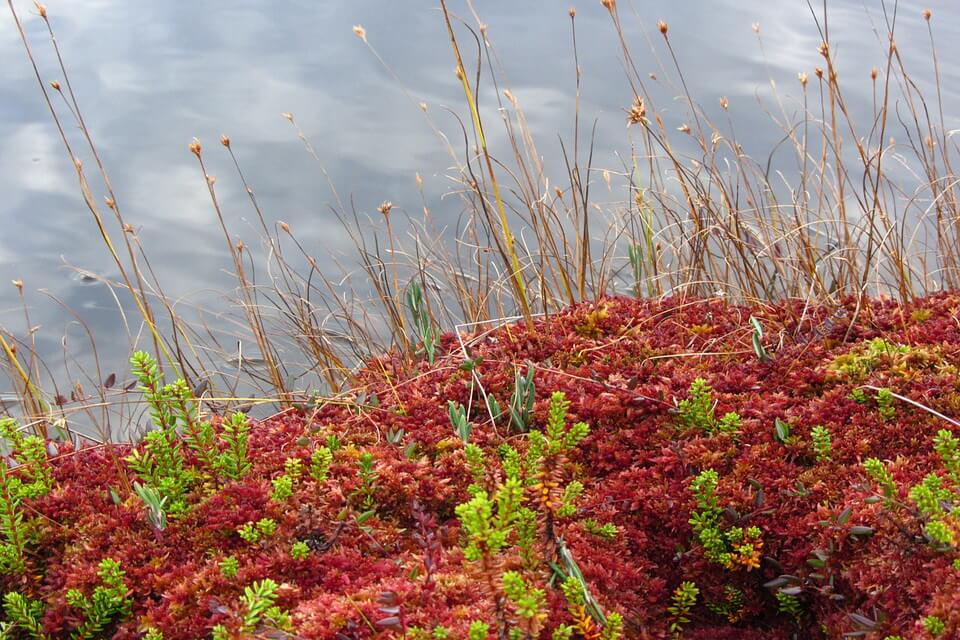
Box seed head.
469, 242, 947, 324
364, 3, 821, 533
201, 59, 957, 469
677, 123, 691, 134
814, 67, 824, 79
751, 22, 760, 34
601, 0, 615, 11
34, 2, 46, 19
236, 239, 245, 253
455, 66, 464, 80
568, 7, 576, 18
352, 25, 367, 42
278, 221, 290, 234
123, 223, 135, 233
419, 102, 428, 112
719, 96, 729, 110
189, 138, 202, 157
50, 80, 61, 91
818, 42, 829, 58
626, 96, 646, 126
378, 201, 393, 216
220, 134, 231, 148
415, 173, 423, 189
798, 72, 808, 87
658, 20, 668, 35
282, 112, 294, 122
104, 197, 116, 210
12, 279, 23, 291
206, 174, 216, 186
870, 67, 878, 81
922, 8, 932, 21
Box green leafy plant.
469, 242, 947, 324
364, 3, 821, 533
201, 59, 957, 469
211, 578, 292, 639
271, 457, 302, 503
667, 581, 699, 639
290, 541, 310, 560
749, 315, 770, 362
866, 430, 960, 548
65, 558, 131, 640
406, 281, 438, 364
776, 591, 803, 622
0, 418, 52, 499
220, 556, 239, 579
583, 518, 618, 540
238, 518, 277, 545
876, 388, 896, 421
811, 425, 832, 462
352, 452, 379, 512
689, 469, 763, 570
310, 446, 333, 482
676, 379, 740, 435
923, 615, 945, 637
0, 464, 28, 574
448, 401, 472, 443
215, 412, 252, 481
509, 363, 536, 432
502, 571, 547, 637
132, 481, 168, 532
2, 592, 47, 640
560, 576, 622, 640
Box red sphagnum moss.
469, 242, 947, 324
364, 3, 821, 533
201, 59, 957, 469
3, 294, 960, 639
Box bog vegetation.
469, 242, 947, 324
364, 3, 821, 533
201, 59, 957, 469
2, 0, 960, 637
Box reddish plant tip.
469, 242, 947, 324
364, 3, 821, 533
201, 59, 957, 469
922, 8, 932, 20
658, 19, 668, 35
189, 139, 202, 157
220, 134, 231, 148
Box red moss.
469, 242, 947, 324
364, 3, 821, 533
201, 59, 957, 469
4, 295, 960, 638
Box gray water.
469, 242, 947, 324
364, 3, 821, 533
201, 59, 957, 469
2, 0, 958, 402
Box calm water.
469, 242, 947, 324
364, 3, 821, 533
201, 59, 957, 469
2, 0, 958, 399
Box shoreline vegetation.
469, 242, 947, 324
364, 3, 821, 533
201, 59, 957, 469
2, 0, 960, 637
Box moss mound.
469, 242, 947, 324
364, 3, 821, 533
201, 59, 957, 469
3, 294, 960, 638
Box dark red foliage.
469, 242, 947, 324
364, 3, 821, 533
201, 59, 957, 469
4, 294, 960, 638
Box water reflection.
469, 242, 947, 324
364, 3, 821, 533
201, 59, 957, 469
1, 0, 958, 398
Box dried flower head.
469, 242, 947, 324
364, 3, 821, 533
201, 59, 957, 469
626, 96, 647, 126
50, 80, 61, 91
719, 96, 729, 110
12, 279, 23, 291
751, 22, 760, 33
814, 67, 824, 79
378, 201, 394, 216
415, 173, 423, 189
601, 0, 615, 10
922, 8, 932, 20
419, 102, 428, 112
352, 25, 367, 42
189, 139, 202, 157
569, 7, 576, 18
220, 134, 231, 148
658, 20, 668, 35
278, 221, 290, 234
798, 72, 808, 87
206, 174, 216, 186
871, 67, 878, 81
123, 223, 135, 233
34, 2, 46, 18
104, 197, 116, 210
818, 42, 829, 58
236, 239, 245, 253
